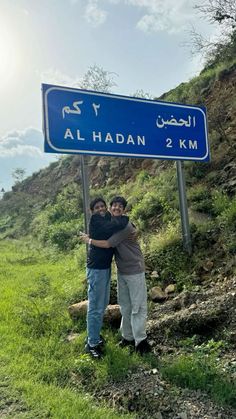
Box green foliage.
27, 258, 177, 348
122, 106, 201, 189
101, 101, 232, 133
46, 220, 82, 250
0, 240, 133, 418
104, 342, 140, 381
73, 335, 141, 389
212, 191, 231, 216
161, 340, 236, 408
118, 166, 179, 231
0, 215, 13, 233
188, 184, 214, 214
130, 191, 163, 229
143, 223, 192, 289
47, 183, 83, 223
217, 196, 236, 253
74, 353, 97, 383
12, 167, 26, 184
30, 184, 84, 250
185, 161, 210, 183
18, 274, 69, 338
218, 196, 236, 228
161, 70, 214, 104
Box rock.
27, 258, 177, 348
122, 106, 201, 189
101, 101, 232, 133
66, 332, 80, 342
149, 286, 166, 302
151, 271, 159, 278
68, 301, 121, 327
104, 304, 121, 327
165, 284, 176, 294
147, 282, 236, 342
68, 300, 87, 318
203, 260, 214, 272
178, 412, 188, 419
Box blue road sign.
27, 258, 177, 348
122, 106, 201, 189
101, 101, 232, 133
42, 84, 209, 162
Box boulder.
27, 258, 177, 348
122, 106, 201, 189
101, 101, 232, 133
68, 300, 121, 328
151, 271, 159, 279
149, 286, 166, 302
164, 284, 176, 294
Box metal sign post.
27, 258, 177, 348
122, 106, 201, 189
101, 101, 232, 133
176, 161, 192, 255
80, 155, 90, 234
42, 84, 210, 253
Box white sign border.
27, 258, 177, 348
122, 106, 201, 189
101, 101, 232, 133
43, 85, 209, 161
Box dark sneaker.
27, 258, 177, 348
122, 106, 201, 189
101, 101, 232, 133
118, 338, 135, 348
135, 339, 151, 355
98, 334, 106, 346
84, 335, 105, 346
85, 343, 102, 359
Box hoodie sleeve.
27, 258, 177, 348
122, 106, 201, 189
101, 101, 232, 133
89, 213, 129, 239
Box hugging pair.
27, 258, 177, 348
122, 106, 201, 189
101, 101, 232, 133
80, 196, 150, 359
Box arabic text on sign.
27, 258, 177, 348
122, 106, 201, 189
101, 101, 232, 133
156, 115, 196, 129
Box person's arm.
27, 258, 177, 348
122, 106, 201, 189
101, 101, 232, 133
80, 233, 110, 248
80, 223, 134, 248
90, 238, 110, 248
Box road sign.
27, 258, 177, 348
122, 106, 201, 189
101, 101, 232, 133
42, 83, 209, 162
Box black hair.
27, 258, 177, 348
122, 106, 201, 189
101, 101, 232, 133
90, 197, 107, 211
110, 196, 127, 209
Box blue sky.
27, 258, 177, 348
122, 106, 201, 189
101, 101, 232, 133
0, 0, 217, 191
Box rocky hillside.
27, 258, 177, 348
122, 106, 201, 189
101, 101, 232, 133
0, 48, 236, 419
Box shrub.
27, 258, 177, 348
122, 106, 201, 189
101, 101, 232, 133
161, 343, 236, 408
212, 191, 231, 216
188, 185, 214, 214
218, 196, 236, 229
143, 223, 192, 289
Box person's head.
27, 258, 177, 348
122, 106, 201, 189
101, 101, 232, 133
90, 197, 107, 216
109, 196, 127, 217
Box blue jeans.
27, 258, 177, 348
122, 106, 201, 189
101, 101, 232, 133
86, 268, 111, 347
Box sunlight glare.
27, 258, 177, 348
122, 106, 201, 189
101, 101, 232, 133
0, 23, 19, 89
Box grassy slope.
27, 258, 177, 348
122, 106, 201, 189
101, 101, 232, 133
0, 46, 236, 416
0, 240, 136, 418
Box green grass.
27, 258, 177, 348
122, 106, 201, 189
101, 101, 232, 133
1, 238, 235, 416
161, 352, 236, 409
0, 239, 134, 418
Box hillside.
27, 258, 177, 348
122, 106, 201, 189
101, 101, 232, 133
0, 55, 236, 418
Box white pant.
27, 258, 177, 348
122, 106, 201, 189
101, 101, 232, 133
117, 272, 147, 346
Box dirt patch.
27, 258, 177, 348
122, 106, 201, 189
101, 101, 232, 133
93, 366, 236, 418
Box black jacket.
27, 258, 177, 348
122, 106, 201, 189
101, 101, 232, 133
87, 212, 129, 269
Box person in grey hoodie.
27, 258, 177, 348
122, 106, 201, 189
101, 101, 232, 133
81, 196, 150, 355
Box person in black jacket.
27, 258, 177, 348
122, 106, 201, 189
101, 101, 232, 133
82, 197, 128, 359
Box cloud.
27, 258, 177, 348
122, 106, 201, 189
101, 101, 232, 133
0, 128, 55, 191
0, 128, 44, 158
84, 1, 108, 26
82, 0, 195, 34
127, 0, 195, 34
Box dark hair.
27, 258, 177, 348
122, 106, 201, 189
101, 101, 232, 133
90, 197, 107, 211
110, 196, 127, 209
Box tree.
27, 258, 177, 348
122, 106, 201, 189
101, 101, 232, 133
132, 89, 153, 100
12, 168, 26, 185
79, 64, 117, 93
0, 187, 5, 199
188, 0, 236, 64
195, 0, 236, 27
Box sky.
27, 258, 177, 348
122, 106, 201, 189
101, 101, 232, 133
0, 0, 217, 192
